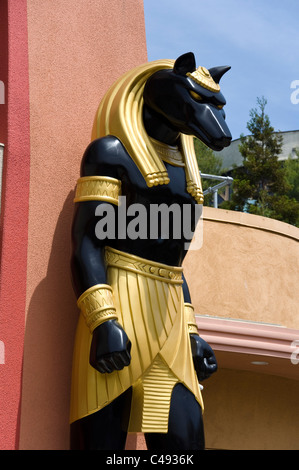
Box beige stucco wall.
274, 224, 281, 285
203, 368, 299, 450
185, 208, 299, 450
184, 207, 299, 329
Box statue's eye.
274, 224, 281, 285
217, 104, 224, 110
190, 90, 203, 101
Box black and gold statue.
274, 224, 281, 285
70, 52, 232, 450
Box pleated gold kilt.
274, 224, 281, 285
70, 247, 203, 433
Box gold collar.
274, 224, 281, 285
149, 137, 185, 167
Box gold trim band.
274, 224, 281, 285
187, 66, 220, 93
105, 246, 183, 284
184, 302, 199, 335
149, 137, 185, 167
77, 284, 118, 332
188, 324, 199, 335
74, 176, 121, 205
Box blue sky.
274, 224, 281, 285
143, 0, 299, 141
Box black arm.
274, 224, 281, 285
182, 273, 218, 381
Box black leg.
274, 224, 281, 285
70, 387, 132, 450
145, 383, 205, 451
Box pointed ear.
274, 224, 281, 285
208, 66, 231, 83
173, 52, 196, 75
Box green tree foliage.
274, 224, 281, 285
194, 138, 223, 206
194, 138, 223, 175
225, 97, 299, 226
284, 150, 299, 201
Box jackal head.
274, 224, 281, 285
143, 52, 232, 151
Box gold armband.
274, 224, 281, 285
184, 303, 199, 335
77, 284, 118, 333
74, 176, 121, 205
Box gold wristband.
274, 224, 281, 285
77, 284, 118, 333
184, 303, 199, 335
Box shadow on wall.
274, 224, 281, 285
19, 191, 78, 450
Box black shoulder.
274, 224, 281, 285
80, 136, 128, 178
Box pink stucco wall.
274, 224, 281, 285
19, 0, 147, 450
0, 0, 31, 450
0, 0, 8, 143
0, 0, 147, 450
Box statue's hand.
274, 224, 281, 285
190, 334, 218, 381
89, 319, 131, 374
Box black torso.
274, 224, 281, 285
79, 135, 199, 267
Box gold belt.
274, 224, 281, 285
104, 246, 183, 284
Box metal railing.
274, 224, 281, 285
201, 173, 233, 208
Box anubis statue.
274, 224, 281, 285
70, 52, 232, 450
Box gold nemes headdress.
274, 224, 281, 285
91, 60, 204, 204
